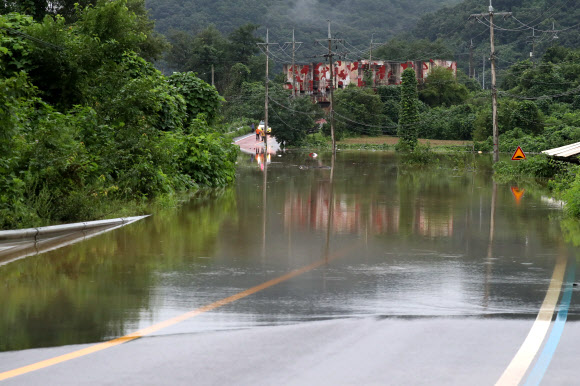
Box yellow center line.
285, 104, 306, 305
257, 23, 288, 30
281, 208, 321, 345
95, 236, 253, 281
495, 255, 567, 386
0, 243, 358, 381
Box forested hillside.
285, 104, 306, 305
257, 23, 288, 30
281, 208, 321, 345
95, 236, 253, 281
145, 0, 462, 58
405, 0, 580, 81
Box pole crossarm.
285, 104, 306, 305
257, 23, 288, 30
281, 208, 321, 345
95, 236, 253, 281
469, 12, 512, 19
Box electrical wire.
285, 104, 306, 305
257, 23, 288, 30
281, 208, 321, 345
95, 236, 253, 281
499, 86, 580, 100
0, 26, 63, 50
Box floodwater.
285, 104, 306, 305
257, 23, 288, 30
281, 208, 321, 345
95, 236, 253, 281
0, 151, 578, 352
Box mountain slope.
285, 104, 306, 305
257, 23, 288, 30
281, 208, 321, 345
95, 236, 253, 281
410, 0, 580, 72
145, 0, 463, 61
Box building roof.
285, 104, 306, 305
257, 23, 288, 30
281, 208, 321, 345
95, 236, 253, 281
542, 142, 580, 158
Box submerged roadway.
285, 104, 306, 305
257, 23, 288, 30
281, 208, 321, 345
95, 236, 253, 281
0, 242, 578, 385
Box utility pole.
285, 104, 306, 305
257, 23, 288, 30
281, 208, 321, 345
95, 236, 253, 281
528, 27, 535, 61
470, 1, 511, 164
369, 34, 374, 88
316, 20, 342, 155
292, 30, 296, 97
264, 29, 269, 153
469, 39, 474, 78
551, 21, 559, 43
482, 55, 485, 89
285, 29, 302, 97
368, 34, 385, 87
328, 21, 336, 155
257, 29, 277, 153
211, 64, 215, 87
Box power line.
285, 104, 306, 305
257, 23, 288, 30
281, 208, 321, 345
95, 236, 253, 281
0, 26, 63, 51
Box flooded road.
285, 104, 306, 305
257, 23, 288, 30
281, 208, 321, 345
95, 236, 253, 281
1, 151, 579, 384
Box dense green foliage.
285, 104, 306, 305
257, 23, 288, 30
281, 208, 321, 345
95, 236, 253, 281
374, 38, 454, 61
397, 68, 420, 151
0, 2, 238, 229
331, 85, 385, 139
163, 23, 265, 94
419, 67, 469, 107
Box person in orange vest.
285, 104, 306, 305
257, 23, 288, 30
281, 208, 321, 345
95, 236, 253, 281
255, 126, 261, 141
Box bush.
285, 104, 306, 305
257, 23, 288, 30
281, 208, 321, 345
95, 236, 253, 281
419, 105, 475, 140
180, 117, 239, 187
399, 143, 436, 164
493, 154, 568, 179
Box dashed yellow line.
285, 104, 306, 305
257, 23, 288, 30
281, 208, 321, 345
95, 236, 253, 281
495, 255, 567, 385
0, 244, 356, 382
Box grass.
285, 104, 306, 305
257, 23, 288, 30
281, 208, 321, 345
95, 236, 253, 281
337, 136, 473, 147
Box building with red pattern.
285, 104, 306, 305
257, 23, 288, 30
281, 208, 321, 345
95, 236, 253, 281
283, 59, 457, 103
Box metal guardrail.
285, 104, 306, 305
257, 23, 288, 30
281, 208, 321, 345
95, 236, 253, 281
0, 216, 149, 241
0, 216, 150, 267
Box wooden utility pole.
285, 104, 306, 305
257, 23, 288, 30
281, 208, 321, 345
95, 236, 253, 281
257, 29, 277, 153
265, 29, 269, 153
469, 39, 474, 78
482, 55, 485, 89
292, 30, 296, 97
528, 27, 535, 62
316, 20, 342, 155
286, 30, 302, 97
327, 21, 336, 154
211, 64, 215, 87
368, 34, 384, 88
369, 34, 374, 88
470, 1, 511, 164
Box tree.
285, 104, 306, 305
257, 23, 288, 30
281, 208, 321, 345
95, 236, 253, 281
167, 72, 223, 127
165, 29, 196, 72
223, 62, 250, 98
419, 66, 469, 107
397, 68, 420, 151
269, 94, 323, 147
227, 23, 262, 65
332, 85, 385, 138
374, 38, 453, 61
377, 85, 401, 131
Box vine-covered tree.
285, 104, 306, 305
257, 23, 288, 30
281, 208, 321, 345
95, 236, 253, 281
397, 68, 420, 151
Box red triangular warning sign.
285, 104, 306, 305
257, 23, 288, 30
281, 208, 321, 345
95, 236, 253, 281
512, 146, 526, 160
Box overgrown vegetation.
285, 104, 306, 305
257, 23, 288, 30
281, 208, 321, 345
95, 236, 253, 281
397, 68, 420, 151
0, 1, 238, 229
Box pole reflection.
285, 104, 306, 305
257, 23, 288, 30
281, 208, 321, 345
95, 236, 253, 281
262, 148, 268, 259
484, 180, 497, 309
324, 152, 336, 262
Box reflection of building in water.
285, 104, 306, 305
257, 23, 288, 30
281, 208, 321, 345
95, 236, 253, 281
284, 191, 400, 235
369, 203, 400, 235
417, 206, 453, 237
284, 188, 454, 237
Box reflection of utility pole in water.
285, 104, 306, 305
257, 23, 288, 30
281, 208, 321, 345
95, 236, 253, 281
484, 180, 497, 309
287, 180, 293, 263
324, 153, 336, 263
262, 148, 268, 259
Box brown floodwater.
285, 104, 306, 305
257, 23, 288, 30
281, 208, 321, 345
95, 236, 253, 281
0, 150, 578, 352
